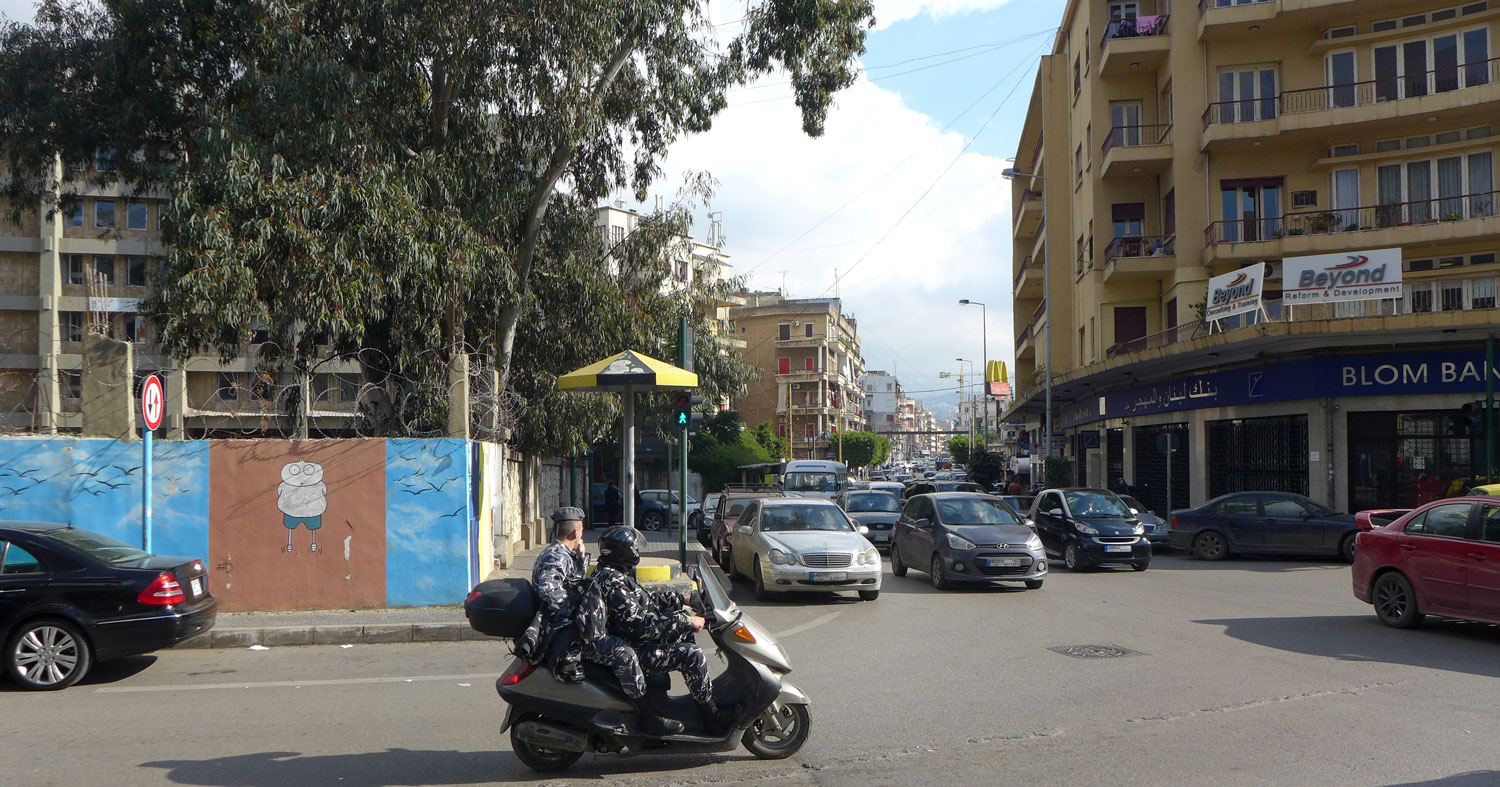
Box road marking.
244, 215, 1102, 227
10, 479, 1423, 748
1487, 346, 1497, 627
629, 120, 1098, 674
95, 672, 498, 694
772, 610, 843, 639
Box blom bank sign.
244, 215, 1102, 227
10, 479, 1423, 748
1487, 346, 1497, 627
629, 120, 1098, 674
1283, 248, 1403, 305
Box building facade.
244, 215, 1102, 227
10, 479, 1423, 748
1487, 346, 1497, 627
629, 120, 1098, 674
730, 293, 866, 460
1005, 0, 1500, 516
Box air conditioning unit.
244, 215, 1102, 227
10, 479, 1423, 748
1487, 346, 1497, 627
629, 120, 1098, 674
790, 320, 801, 327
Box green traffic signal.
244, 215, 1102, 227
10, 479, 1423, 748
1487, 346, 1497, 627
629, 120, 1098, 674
676, 411, 689, 426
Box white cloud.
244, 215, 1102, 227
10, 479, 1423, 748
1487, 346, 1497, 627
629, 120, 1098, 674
0, 0, 35, 23
640, 71, 1016, 411
872, 0, 1021, 29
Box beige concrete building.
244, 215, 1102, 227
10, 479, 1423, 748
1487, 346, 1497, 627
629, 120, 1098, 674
1005, 0, 1500, 516
729, 293, 866, 461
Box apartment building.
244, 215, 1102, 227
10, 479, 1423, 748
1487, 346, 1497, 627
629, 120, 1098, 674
1005, 0, 1500, 516
730, 293, 867, 461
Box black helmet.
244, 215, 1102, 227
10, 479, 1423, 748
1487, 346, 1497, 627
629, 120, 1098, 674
598, 526, 644, 570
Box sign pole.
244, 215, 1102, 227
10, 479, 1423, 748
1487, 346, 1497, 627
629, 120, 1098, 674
1487, 335, 1495, 482
678, 317, 690, 569
139, 374, 163, 552
143, 426, 153, 552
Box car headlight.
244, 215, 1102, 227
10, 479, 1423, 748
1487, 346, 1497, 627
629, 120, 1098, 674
1132, 524, 1145, 536
1026, 534, 1043, 550
946, 533, 977, 550
768, 549, 797, 566
857, 548, 880, 565
1074, 522, 1099, 535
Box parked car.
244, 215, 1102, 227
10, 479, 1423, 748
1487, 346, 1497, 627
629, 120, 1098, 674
1118, 495, 1169, 548
838, 489, 903, 550
1, 522, 217, 690
711, 489, 785, 567
697, 493, 723, 547
589, 484, 673, 531
1168, 492, 1358, 562
1028, 489, 1151, 572
892, 493, 1046, 590
723, 498, 881, 601
1352, 497, 1500, 628
639, 489, 704, 529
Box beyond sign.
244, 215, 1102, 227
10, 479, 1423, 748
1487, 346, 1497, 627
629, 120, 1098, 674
1283, 248, 1403, 305
1205, 262, 1265, 321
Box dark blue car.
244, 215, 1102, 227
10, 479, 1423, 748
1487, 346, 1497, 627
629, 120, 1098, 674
588, 484, 672, 531
1167, 492, 1358, 562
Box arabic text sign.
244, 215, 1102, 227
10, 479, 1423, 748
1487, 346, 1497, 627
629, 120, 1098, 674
1204, 262, 1265, 321
1283, 248, 1402, 305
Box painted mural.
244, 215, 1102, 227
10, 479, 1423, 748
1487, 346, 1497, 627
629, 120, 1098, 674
385, 438, 471, 607
209, 440, 388, 612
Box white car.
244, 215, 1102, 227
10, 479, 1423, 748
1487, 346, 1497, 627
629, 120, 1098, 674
723, 498, 882, 602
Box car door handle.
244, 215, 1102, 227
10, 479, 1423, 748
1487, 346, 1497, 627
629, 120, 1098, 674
1470, 553, 1488, 561
1400, 544, 1416, 551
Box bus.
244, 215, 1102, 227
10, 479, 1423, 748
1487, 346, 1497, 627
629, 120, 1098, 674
781, 460, 849, 501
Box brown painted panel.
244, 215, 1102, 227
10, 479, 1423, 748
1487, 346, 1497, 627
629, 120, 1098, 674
209, 440, 387, 612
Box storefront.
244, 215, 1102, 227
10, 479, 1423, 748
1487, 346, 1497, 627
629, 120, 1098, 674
1207, 415, 1309, 499
1347, 410, 1489, 511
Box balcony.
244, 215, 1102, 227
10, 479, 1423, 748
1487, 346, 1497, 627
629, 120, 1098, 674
1099, 15, 1170, 77
1014, 254, 1043, 297
1101, 235, 1177, 283
1014, 189, 1043, 238
1203, 58, 1500, 148
1203, 191, 1500, 265
1100, 124, 1173, 179
1199, 0, 1446, 41
775, 335, 825, 348
1196, 0, 1276, 41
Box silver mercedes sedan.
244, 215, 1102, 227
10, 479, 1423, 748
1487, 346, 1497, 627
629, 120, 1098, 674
723, 498, 882, 602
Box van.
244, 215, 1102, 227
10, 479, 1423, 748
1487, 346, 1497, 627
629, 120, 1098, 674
781, 460, 849, 501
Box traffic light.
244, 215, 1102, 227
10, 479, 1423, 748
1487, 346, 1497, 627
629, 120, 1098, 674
673, 393, 704, 435
1455, 402, 1483, 437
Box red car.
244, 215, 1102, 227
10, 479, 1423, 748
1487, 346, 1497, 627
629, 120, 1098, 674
1351, 497, 1500, 628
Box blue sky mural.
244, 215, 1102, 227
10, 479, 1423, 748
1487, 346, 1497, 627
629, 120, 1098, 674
385, 438, 472, 607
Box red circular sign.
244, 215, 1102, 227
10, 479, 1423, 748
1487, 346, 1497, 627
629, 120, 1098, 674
141, 374, 164, 431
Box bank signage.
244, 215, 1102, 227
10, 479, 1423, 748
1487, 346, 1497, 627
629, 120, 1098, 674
1056, 349, 1500, 428
1204, 262, 1265, 321
1282, 248, 1403, 305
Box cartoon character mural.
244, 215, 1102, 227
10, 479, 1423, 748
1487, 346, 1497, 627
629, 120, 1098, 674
278, 459, 328, 553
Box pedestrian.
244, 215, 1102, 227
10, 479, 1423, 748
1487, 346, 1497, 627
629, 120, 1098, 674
605, 481, 622, 527
515, 507, 591, 682
1007, 478, 1023, 495
577, 527, 726, 736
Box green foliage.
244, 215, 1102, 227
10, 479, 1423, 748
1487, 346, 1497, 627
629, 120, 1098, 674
872, 435, 891, 467
704, 410, 745, 443
968, 449, 1005, 489
947, 435, 972, 466
689, 431, 772, 493
748, 421, 788, 462
1043, 457, 1075, 489
837, 430, 882, 470
0, 0, 873, 451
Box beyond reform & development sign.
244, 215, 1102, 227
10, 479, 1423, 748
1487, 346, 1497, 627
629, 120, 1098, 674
1283, 247, 1402, 305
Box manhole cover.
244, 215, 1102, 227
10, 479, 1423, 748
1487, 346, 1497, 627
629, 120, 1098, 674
1048, 644, 1144, 659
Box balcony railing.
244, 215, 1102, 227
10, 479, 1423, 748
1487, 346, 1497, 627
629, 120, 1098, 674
1014, 255, 1032, 287
1206, 190, 1499, 243
1102, 235, 1175, 262
1015, 324, 1032, 350
1202, 96, 1278, 129
1100, 15, 1169, 50
1033, 299, 1047, 323
1198, 0, 1270, 11
1281, 57, 1500, 115
1013, 190, 1042, 222
1106, 321, 1207, 359
1101, 124, 1172, 155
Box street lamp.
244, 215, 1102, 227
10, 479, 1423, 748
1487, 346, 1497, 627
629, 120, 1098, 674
955, 358, 975, 452
1001, 167, 1051, 468
958, 299, 987, 446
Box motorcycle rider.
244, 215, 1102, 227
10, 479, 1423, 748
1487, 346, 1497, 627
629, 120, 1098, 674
577, 526, 723, 736
515, 507, 591, 682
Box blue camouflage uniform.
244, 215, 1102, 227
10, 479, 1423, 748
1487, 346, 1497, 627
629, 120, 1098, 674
516, 539, 590, 679
576, 565, 711, 702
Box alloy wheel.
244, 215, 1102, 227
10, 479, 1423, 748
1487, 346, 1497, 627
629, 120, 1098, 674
12, 624, 84, 688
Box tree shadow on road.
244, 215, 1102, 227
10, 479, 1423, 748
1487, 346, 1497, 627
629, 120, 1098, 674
1195, 615, 1500, 679
141, 748, 754, 786
1384, 772, 1500, 786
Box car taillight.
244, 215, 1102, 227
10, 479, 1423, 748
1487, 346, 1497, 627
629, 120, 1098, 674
1170, 515, 1179, 529
138, 572, 185, 605
466, 588, 483, 604
499, 662, 536, 686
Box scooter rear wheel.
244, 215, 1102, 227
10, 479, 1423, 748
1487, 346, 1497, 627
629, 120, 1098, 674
742, 703, 811, 760
510, 718, 584, 772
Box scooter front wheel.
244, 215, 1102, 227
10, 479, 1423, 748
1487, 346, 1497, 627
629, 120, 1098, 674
742, 702, 811, 760
510, 718, 584, 772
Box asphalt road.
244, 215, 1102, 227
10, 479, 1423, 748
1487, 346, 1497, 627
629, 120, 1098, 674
7, 552, 1500, 787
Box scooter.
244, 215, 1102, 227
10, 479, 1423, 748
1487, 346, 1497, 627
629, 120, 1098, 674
494, 558, 811, 772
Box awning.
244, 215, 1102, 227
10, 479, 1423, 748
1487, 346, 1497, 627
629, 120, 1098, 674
557, 350, 698, 392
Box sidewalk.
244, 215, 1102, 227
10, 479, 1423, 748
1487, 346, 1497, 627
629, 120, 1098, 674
180, 525, 709, 650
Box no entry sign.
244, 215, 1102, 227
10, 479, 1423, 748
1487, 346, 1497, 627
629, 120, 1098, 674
141, 374, 164, 431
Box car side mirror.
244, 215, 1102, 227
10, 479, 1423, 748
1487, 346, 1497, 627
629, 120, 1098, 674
857, 525, 870, 536
1300, 510, 1313, 520
915, 518, 931, 529
737, 525, 753, 535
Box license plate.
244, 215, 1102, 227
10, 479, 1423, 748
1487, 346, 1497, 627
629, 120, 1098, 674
811, 572, 847, 582
1105, 545, 1131, 553
872, 534, 889, 542
983, 558, 1022, 567
189, 577, 204, 596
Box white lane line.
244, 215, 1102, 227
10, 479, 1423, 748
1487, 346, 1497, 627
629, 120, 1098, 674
772, 610, 843, 639
95, 672, 499, 694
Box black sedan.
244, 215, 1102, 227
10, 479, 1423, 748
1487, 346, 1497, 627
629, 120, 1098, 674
1028, 488, 1151, 572
839, 489, 902, 550
2, 522, 217, 690
1119, 495, 1170, 548
1167, 492, 1358, 562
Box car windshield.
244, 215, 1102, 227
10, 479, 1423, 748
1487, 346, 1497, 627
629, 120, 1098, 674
1064, 491, 1133, 518
937, 498, 1024, 525
43, 527, 150, 564
761, 504, 853, 532
785, 472, 839, 492
1120, 496, 1147, 513
846, 492, 900, 513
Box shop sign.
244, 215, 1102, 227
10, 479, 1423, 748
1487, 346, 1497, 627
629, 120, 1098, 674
1204, 262, 1265, 321
1282, 248, 1403, 305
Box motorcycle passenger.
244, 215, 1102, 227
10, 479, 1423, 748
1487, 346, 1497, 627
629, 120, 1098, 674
515, 507, 591, 682
577, 526, 722, 736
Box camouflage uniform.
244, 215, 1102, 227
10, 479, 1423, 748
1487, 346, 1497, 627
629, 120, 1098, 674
577, 565, 711, 702
516, 540, 590, 680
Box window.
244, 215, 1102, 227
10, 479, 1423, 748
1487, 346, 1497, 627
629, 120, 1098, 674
804, 357, 814, 372
1325, 25, 1357, 39
338, 375, 361, 403
1215, 495, 1258, 516
65, 200, 83, 228
1262, 497, 1308, 518
1, 543, 43, 575
1406, 502, 1471, 537
1217, 67, 1277, 123
65, 254, 86, 285
126, 202, 148, 230
1075, 144, 1083, 184
94, 148, 115, 172
94, 200, 116, 229
1376, 150, 1493, 225
1109, 102, 1143, 147
1073, 55, 1081, 96
1374, 29, 1490, 103
609, 225, 624, 245
1219, 180, 1282, 242
62, 370, 82, 399
1163, 190, 1175, 237
123, 314, 146, 343
1329, 144, 1359, 157
216, 373, 238, 401
94, 255, 115, 285
805, 323, 814, 337
778, 323, 791, 341
1327, 51, 1357, 107
1481, 505, 1500, 543
778, 357, 790, 375
127, 256, 148, 287
62, 312, 85, 342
